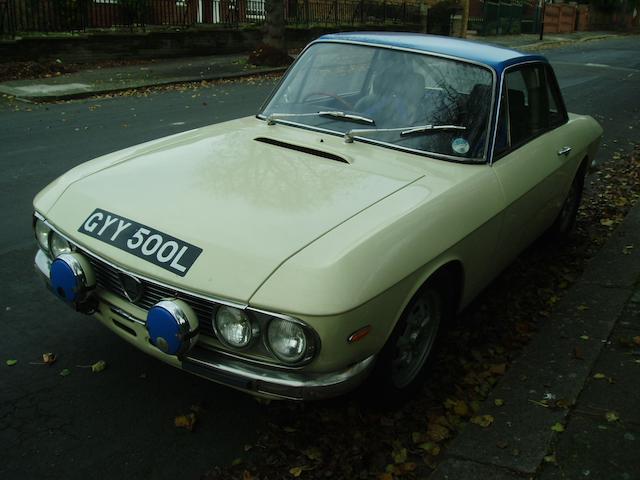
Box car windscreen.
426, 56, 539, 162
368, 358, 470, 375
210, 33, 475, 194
259, 42, 494, 162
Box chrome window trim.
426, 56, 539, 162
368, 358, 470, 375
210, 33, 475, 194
257, 39, 498, 164
489, 59, 567, 164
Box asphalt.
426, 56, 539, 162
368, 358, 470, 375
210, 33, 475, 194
1, 31, 638, 479
0, 31, 622, 102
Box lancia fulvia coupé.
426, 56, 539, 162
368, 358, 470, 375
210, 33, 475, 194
33, 33, 603, 400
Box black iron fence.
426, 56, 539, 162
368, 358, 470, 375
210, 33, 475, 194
0, 0, 422, 36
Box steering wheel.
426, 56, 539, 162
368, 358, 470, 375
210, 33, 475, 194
303, 91, 354, 110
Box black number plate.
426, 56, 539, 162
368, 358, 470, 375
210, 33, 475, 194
78, 208, 202, 277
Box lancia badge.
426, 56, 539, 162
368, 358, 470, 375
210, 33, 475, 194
118, 272, 144, 303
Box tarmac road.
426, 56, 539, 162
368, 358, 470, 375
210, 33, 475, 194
1, 36, 639, 480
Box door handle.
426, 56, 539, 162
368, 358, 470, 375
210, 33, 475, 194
557, 146, 572, 156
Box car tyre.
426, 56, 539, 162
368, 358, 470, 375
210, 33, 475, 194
366, 283, 447, 404
548, 165, 586, 239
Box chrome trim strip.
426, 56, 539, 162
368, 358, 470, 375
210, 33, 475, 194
184, 349, 375, 390
35, 248, 51, 280
109, 305, 146, 325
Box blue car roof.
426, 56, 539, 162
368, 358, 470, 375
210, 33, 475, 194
316, 32, 547, 75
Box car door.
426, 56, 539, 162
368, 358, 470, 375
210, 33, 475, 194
492, 62, 579, 263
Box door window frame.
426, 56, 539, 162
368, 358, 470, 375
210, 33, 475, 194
491, 61, 569, 163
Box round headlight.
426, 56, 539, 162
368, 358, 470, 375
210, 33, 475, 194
50, 232, 72, 258
267, 318, 309, 364
35, 218, 51, 253
214, 306, 256, 349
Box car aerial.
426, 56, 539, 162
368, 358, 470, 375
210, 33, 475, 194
33, 32, 603, 401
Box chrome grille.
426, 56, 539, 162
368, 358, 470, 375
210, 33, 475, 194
87, 255, 217, 337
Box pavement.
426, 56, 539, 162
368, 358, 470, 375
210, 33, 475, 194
0, 31, 623, 102
432, 199, 640, 479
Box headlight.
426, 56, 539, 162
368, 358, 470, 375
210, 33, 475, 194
214, 306, 257, 349
49, 232, 72, 258
267, 318, 309, 364
34, 218, 51, 254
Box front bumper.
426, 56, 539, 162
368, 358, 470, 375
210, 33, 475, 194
35, 249, 375, 400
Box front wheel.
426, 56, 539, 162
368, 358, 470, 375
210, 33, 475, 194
368, 285, 445, 401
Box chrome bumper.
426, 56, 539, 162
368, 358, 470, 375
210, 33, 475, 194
34, 249, 375, 400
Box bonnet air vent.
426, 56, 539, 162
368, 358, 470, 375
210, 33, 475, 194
254, 137, 349, 164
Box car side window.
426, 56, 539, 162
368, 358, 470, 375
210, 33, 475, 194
503, 63, 564, 150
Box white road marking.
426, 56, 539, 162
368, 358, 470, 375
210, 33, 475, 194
553, 61, 640, 73
170, 121, 186, 126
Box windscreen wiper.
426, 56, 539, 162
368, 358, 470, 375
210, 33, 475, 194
267, 111, 375, 126
344, 124, 466, 143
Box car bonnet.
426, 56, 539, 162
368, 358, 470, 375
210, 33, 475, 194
42, 117, 424, 303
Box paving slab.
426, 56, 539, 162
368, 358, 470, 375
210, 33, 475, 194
445, 283, 630, 473
573, 321, 640, 426
537, 414, 640, 480
445, 201, 640, 475
430, 458, 526, 480
581, 202, 640, 289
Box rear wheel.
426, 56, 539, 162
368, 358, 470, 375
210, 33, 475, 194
548, 166, 586, 239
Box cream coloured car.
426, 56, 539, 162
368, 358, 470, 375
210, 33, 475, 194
33, 33, 603, 400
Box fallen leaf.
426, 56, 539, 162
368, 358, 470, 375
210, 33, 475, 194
544, 454, 557, 463
490, 363, 506, 375
427, 423, 450, 441
418, 441, 440, 455
91, 360, 107, 373
622, 245, 634, 255
470, 415, 494, 428
242, 471, 254, 480
600, 218, 614, 227
605, 411, 620, 422
303, 447, 322, 461
494, 398, 505, 407
59, 368, 71, 376
6, 359, 17, 366
399, 462, 417, 472
174, 412, 197, 431
289, 466, 303, 477
593, 373, 606, 379
580, 335, 590, 340
454, 400, 470, 416
551, 422, 565, 432
42, 352, 56, 365
392, 447, 407, 464
231, 458, 243, 466
377, 474, 393, 480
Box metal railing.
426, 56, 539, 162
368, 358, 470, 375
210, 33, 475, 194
0, 0, 421, 36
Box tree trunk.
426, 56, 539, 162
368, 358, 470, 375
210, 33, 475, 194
247, 0, 291, 66
460, 0, 469, 38
264, 0, 286, 52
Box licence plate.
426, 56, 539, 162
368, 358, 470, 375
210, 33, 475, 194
78, 208, 202, 277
